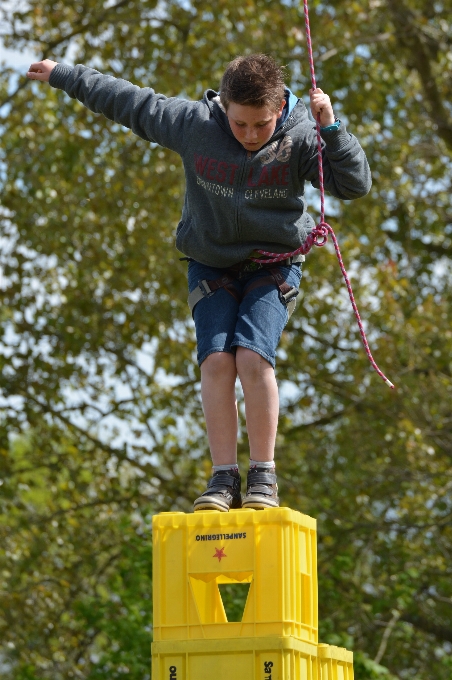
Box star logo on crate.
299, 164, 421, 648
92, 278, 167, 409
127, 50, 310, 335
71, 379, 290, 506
213, 547, 227, 562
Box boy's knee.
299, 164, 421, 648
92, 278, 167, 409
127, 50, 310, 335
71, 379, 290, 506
236, 347, 272, 382
201, 351, 237, 380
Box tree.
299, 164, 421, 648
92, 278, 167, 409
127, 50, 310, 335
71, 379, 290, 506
0, 1, 451, 677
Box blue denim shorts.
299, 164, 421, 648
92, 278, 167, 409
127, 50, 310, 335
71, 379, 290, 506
188, 260, 302, 368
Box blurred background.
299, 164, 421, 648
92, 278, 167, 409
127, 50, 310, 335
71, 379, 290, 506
0, 1, 451, 678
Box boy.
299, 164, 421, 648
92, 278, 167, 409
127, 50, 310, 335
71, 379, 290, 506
27, 54, 371, 513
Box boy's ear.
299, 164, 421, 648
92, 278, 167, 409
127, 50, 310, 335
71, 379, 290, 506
277, 98, 286, 117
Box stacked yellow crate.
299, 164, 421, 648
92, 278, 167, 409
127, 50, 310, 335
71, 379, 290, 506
152, 508, 353, 680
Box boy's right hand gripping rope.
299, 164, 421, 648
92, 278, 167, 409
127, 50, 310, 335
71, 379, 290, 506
251, 0, 394, 390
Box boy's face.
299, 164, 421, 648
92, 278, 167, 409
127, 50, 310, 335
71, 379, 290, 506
226, 100, 286, 151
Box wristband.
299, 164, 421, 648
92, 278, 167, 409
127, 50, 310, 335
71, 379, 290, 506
320, 118, 341, 132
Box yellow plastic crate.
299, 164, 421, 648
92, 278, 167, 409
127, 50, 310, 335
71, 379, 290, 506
151, 638, 353, 680
152, 508, 317, 642
318, 644, 354, 680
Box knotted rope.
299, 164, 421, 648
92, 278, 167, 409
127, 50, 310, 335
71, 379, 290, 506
251, 0, 394, 389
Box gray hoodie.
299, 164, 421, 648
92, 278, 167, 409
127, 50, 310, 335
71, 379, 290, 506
49, 64, 371, 268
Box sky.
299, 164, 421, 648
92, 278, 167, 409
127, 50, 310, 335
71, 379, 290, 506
0, 43, 38, 71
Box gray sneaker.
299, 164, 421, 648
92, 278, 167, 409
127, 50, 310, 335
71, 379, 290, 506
193, 470, 242, 512
242, 468, 279, 509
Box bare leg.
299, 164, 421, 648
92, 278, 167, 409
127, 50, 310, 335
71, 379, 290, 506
235, 347, 279, 462
200, 352, 238, 465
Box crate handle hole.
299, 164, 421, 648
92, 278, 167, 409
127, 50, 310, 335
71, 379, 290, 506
218, 582, 251, 622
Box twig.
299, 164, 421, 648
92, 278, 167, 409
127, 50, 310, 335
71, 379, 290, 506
374, 609, 400, 665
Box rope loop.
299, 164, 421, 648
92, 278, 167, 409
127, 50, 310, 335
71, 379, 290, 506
312, 222, 329, 247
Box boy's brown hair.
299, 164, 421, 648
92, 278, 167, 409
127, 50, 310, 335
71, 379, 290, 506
220, 54, 286, 112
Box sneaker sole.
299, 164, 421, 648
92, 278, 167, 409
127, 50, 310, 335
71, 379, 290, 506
193, 496, 230, 512
242, 497, 279, 510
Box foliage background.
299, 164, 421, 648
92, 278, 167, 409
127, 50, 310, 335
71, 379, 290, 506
0, 0, 451, 678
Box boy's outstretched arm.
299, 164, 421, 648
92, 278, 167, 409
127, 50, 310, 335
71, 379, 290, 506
27, 60, 197, 154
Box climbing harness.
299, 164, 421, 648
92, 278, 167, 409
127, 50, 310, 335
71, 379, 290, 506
250, 0, 395, 389
188, 255, 302, 319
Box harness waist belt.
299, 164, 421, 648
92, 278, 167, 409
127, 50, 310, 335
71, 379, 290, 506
188, 266, 300, 319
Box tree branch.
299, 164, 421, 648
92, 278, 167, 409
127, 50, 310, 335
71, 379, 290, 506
299, 324, 359, 354
410, 239, 452, 257
0, 0, 147, 109
386, 0, 452, 151
283, 407, 348, 434
374, 609, 400, 665
318, 32, 392, 63
401, 612, 452, 643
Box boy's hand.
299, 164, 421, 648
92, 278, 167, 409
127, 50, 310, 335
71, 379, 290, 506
27, 60, 58, 82
309, 88, 335, 127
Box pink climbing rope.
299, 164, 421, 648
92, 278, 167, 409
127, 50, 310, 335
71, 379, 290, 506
251, 0, 394, 389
